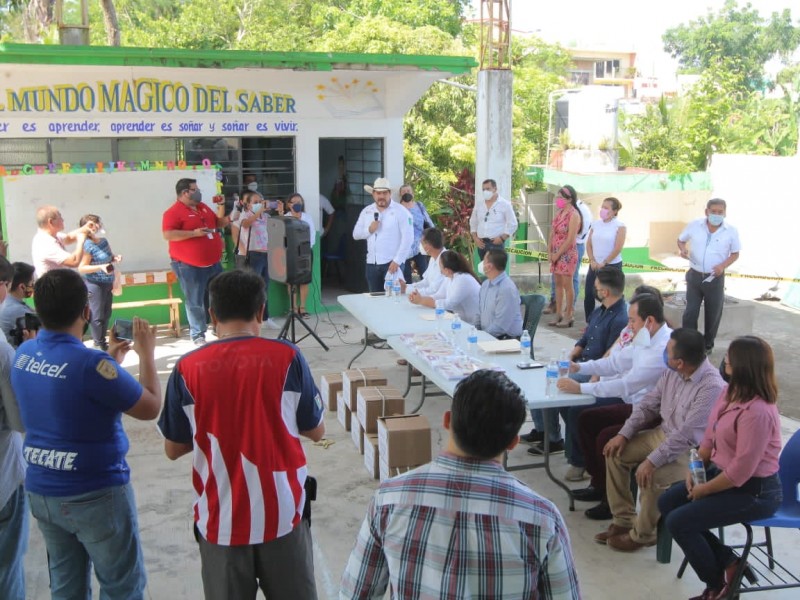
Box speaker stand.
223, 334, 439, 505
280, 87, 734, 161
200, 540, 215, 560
277, 284, 329, 351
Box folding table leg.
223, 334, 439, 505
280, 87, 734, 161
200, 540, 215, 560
347, 327, 370, 369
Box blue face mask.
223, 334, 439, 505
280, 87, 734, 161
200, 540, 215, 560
707, 213, 724, 227
292, 203, 303, 213
663, 348, 677, 372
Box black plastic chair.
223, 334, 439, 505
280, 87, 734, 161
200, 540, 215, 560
520, 293, 546, 359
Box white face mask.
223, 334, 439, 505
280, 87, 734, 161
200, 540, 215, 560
247, 182, 258, 192
482, 189, 494, 201
95, 228, 107, 239
632, 322, 651, 347
477, 261, 486, 276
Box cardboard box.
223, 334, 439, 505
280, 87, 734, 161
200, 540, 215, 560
357, 386, 405, 434
336, 392, 350, 432
364, 434, 379, 479
350, 420, 364, 455
320, 372, 343, 412
342, 368, 387, 411
377, 414, 432, 470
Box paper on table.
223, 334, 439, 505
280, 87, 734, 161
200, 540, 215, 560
419, 312, 454, 321
477, 339, 521, 354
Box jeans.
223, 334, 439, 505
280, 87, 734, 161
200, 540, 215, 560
530, 372, 591, 442
683, 269, 725, 351
365, 262, 391, 293
477, 238, 506, 260
583, 261, 622, 323
560, 396, 622, 468
171, 260, 223, 340
244, 251, 270, 318
28, 483, 146, 600
659, 469, 782, 589
86, 280, 114, 346
0, 485, 28, 600
551, 242, 584, 307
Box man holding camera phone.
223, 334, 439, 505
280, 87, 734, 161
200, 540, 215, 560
162, 178, 229, 346
0, 262, 36, 347
158, 269, 324, 599
11, 269, 162, 599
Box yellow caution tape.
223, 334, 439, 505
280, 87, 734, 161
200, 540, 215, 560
505, 244, 800, 284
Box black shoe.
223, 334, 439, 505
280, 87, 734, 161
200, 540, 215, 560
527, 439, 564, 455
585, 501, 613, 520
572, 486, 603, 502
520, 429, 545, 444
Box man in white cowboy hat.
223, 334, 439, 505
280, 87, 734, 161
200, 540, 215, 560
353, 177, 414, 293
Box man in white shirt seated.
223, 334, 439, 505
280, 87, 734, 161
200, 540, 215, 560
403, 228, 448, 298
352, 178, 413, 293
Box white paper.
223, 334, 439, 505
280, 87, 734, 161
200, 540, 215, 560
153, 271, 168, 283
702, 274, 716, 283
132, 273, 147, 284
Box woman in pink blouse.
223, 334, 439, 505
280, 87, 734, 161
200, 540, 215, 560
658, 336, 782, 600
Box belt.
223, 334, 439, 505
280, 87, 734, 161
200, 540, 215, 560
691, 268, 714, 277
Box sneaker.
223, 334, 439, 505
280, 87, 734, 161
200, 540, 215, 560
564, 465, 588, 482
527, 439, 564, 455
264, 318, 280, 330
192, 336, 207, 346
519, 429, 545, 444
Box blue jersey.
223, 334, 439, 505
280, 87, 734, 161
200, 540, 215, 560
11, 330, 143, 496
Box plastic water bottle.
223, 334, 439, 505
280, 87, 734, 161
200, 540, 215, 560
689, 449, 706, 485
467, 326, 478, 356
546, 360, 559, 398
450, 314, 462, 346
520, 330, 532, 358
384, 272, 393, 296
558, 349, 570, 378
435, 300, 445, 331
392, 279, 401, 302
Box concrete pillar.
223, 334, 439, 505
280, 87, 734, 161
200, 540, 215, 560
476, 69, 513, 201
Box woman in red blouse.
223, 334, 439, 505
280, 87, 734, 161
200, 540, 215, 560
658, 336, 783, 600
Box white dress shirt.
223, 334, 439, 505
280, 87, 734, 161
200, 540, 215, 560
407, 248, 447, 297
441, 272, 481, 326
353, 201, 414, 266
678, 218, 741, 274
577, 324, 673, 404
469, 197, 518, 240
576, 200, 593, 244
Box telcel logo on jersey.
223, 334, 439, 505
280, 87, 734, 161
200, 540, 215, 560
15, 354, 69, 378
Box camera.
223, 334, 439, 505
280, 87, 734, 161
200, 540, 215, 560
10, 313, 42, 347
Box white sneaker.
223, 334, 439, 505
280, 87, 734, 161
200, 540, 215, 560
264, 318, 280, 330
564, 465, 587, 482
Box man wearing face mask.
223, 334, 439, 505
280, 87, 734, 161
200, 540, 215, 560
243, 173, 259, 194
475, 250, 523, 339
0, 262, 36, 345
469, 179, 518, 260
352, 178, 413, 293
162, 178, 230, 346
677, 198, 740, 355
593, 328, 723, 553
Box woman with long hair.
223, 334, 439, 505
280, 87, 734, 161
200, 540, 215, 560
548, 185, 582, 327
658, 336, 782, 600
408, 250, 480, 325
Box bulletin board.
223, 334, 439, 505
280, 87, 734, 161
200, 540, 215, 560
0, 168, 219, 272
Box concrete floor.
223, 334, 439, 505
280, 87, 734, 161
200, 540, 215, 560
21, 300, 800, 599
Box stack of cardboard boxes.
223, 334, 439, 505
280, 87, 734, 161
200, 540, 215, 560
318, 368, 432, 480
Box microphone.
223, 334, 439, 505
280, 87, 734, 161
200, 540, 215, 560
373, 212, 379, 221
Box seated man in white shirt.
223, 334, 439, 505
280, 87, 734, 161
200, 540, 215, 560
556, 294, 672, 520
403, 228, 448, 298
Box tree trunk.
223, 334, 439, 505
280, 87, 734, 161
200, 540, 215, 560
23, 0, 55, 43
100, 0, 121, 46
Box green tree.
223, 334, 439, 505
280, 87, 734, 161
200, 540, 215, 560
663, 0, 800, 90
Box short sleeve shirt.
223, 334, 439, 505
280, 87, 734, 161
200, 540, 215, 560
11, 330, 143, 496
31, 230, 71, 278
678, 218, 741, 273
162, 200, 223, 267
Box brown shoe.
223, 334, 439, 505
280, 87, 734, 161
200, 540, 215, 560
607, 531, 656, 552
397, 358, 408, 366
594, 524, 630, 545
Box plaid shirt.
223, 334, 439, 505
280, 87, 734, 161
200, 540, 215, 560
340, 453, 580, 600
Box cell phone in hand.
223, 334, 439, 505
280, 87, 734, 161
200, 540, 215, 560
113, 319, 134, 342
516, 361, 544, 370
